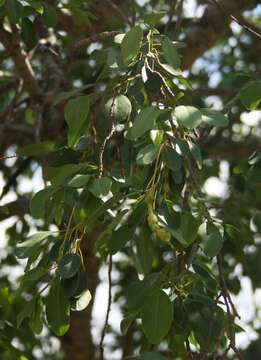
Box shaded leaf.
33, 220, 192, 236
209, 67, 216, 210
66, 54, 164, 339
89, 177, 112, 198
57, 254, 81, 279
45, 279, 70, 336
21, 18, 38, 50
240, 81, 261, 110
162, 37, 181, 69
15, 231, 53, 259
18, 141, 55, 156
64, 95, 90, 147
6, 0, 23, 24
130, 107, 159, 138
144, 12, 165, 26
201, 109, 229, 127
141, 289, 173, 344
108, 226, 133, 254
68, 174, 91, 188
203, 224, 224, 258
42, 3, 57, 27
30, 186, 55, 219
121, 26, 143, 64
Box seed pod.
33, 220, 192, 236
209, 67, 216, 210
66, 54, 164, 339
147, 204, 171, 243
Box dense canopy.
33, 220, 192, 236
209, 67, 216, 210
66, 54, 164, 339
0, 1, 261, 359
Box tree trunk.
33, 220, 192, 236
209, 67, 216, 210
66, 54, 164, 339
61, 227, 102, 360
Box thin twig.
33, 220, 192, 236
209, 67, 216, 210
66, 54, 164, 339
98, 124, 116, 178
98, 94, 117, 178
0, 154, 17, 161
211, 0, 261, 39
173, 0, 184, 38
165, 0, 178, 34
100, 255, 113, 360
67, 31, 120, 61
130, 0, 136, 26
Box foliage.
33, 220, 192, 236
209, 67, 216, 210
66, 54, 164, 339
0, 1, 260, 359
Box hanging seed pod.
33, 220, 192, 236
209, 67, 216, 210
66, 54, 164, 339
147, 200, 171, 243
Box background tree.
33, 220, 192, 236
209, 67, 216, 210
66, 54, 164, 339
0, 1, 261, 359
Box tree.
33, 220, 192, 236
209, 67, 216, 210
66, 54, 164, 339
0, 0, 260, 359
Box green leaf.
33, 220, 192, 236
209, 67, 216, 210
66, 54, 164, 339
42, 3, 57, 27
159, 63, 182, 76
71, 289, 92, 311
180, 213, 199, 245
135, 228, 154, 275
203, 224, 224, 257
144, 12, 165, 26
30, 186, 55, 218
120, 313, 137, 335
169, 213, 199, 248
29, 297, 43, 334
17, 299, 34, 327
21, 18, 38, 50
23, 265, 49, 283
188, 141, 202, 169
126, 273, 160, 311
53, 85, 93, 105
162, 37, 181, 69
240, 81, 261, 110
61, 273, 80, 298
162, 146, 182, 171
64, 95, 90, 147
137, 144, 157, 165
143, 68, 163, 92
108, 226, 133, 254
174, 106, 202, 129
18, 141, 55, 156
15, 231, 53, 258
45, 279, 70, 336
140, 352, 168, 360
89, 177, 112, 198
6, 0, 23, 24
102, 95, 132, 123
130, 106, 160, 139
141, 289, 173, 344
68, 174, 91, 188
0, 0, 6, 7
44, 164, 84, 186
57, 254, 81, 279
121, 26, 143, 64
201, 109, 229, 127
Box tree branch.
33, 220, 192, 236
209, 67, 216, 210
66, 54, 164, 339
0, 26, 42, 99
0, 197, 29, 221
180, 0, 261, 69
211, 0, 261, 39
67, 31, 120, 62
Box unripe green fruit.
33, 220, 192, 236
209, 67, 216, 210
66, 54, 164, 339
102, 95, 132, 123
